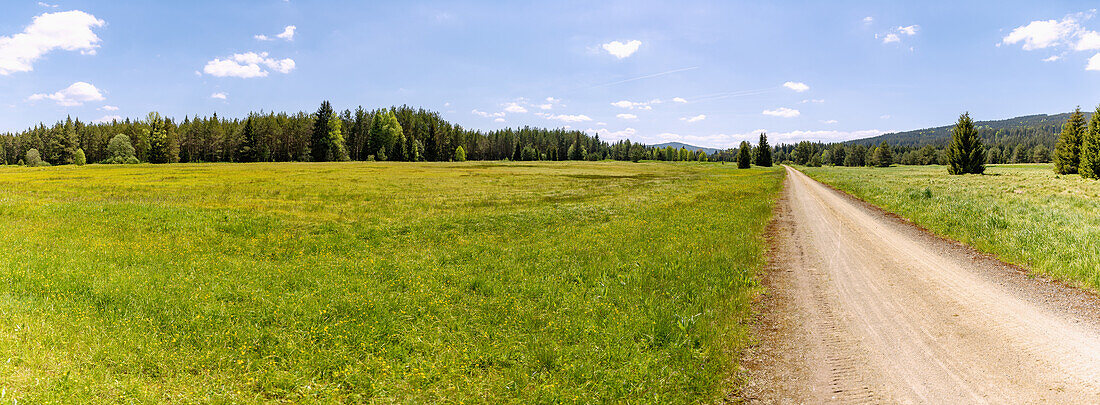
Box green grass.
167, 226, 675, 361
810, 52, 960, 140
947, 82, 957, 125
0, 161, 783, 403
801, 163, 1100, 291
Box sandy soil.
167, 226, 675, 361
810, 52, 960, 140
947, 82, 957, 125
738, 166, 1100, 404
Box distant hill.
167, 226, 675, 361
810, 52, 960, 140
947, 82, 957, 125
651, 142, 721, 154
846, 112, 1090, 148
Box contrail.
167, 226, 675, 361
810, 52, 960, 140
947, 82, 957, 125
688, 87, 779, 103
581, 66, 700, 89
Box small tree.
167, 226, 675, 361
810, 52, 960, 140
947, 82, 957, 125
455, 146, 467, 162
1031, 144, 1051, 163
25, 149, 42, 167
106, 134, 137, 164
755, 133, 772, 166
376, 146, 388, 162
1080, 105, 1100, 179
1055, 107, 1086, 174
737, 141, 751, 168
946, 112, 985, 175
74, 148, 86, 166
870, 141, 892, 167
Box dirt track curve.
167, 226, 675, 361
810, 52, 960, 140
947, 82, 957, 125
740, 166, 1100, 403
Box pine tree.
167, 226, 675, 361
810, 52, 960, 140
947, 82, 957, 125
871, 141, 892, 167
237, 116, 259, 162
738, 141, 751, 168
945, 112, 986, 174
311, 101, 336, 162
1080, 106, 1100, 179
1054, 107, 1086, 174
755, 133, 772, 166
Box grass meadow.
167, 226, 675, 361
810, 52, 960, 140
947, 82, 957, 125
801, 164, 1100, 292
0, 161, 782, 403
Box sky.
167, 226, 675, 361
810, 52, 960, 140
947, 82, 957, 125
3, 1, 1100, 148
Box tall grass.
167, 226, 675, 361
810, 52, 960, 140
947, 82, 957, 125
0, 161, 782, 403
802, 164, 1100, 291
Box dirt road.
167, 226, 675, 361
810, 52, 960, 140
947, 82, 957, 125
741, 166, 1100, 403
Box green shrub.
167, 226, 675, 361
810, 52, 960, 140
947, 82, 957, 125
74, 148, 87, 166
25, 149, 42, 167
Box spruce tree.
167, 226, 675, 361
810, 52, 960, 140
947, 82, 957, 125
755, 132, 772, 166
237, 116, 259, 162
738, 141, 751, 168
871, 141, 892, 167
1080, 106, 1100, 179
1054, 107, 1086, 174
945, 112, 985, 175
311, 101, 336, 162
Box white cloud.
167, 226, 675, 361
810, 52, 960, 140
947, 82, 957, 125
762, 107, 800, 118
37, 2, 58, 7
1077, 30, 1100, 50
584, 127, 636, 140
1043, 55, 1063, 62
28, 81, 104, 106
503, 102, 527, 113
681, 114, 706, 123
610, 99, 661, 110
783, 81, 810, 92
882, 33, 900, 44
472, 109, 505, 118
494, 118, 505, 123
1087, 53, 1100, 70
880, 114, 892, 119
822, 119, 838, 124
863, 16, 873, 23
602, 40, 642, 59
897, 25, 919, 36
98, 105, 118, 111
672, 97, 687, 103
1003, 17, 1080, 50
616, 113, 637, 120
203, 52, 295, 78
0, 10, 105, 75
536, 112, 592, 123
255, 25, 296, 41
538, 96, 560, 110
801, 98, 825, 103
595, 122, 607, 126
93, 115, 121, 123
211, 92, 228, 100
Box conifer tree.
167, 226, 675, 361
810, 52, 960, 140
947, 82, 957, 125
237, 116, 259, 162
311, 101, 336, 162
755, 133, 772, 166
738, 141, 751, 168
945, 112, 986, 174
1054, 107, 1086, 174
1080, 106, 1100, 179
871, 141, 892, 167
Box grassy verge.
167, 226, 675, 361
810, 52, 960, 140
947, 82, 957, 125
800, 164, 1100, 291
0, 161, 783, 403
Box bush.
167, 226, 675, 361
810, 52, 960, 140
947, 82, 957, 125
25, 149, 42, 167
74, 148, 87, 166
106, 134, 136, 164
454, 146, 466, 162
125, 156, 140, 164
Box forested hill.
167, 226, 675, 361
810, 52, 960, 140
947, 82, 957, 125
845, 112, 1088, 149
650, 142, 719, 154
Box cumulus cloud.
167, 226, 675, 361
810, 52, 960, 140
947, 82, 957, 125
652, 129, 887, 149
897, 25, 919, 35
610, 99, 661, 110
783, 81, 810, 92
211, 92, 228, 100
28, 81, 104, 106
93, 115, 121, 123
0, 10, 106, 75
1087, 53, 1100, 70
472, 109, 505, 118
203, 52, 295, 78
882, 33, 900, 44
863, 16, 873, 23
1076, 30, 1100, 50
494, 117, 505, 123
880, 25, 919, 44
98, 105, 118, 111
1044, 55, 1063, 62
584, 127, 636, 140
1003, 17, 1081, 50
37, 2, 58, 7
681, 114, 706, 123
616, 113, 637, 119
536, 112, 592, 123
762, 107, 800, 118
672, 97, 687, 103
602, 40, 642, 59
503, 102, 527, 113
256, 25, 296, 41
538, 96, 560, 110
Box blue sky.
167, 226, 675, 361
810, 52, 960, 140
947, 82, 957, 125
2, 1, 1100, 148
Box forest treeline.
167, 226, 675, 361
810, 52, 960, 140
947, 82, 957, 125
0, 101, 741, 166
